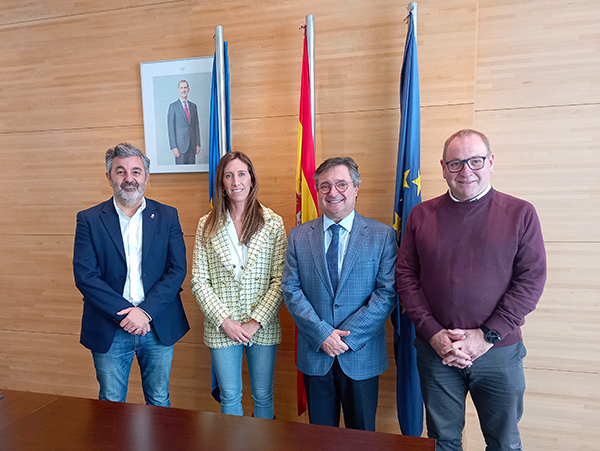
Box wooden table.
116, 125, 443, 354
0, 390, 435, 450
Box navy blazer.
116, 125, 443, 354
73, 198, 189, 353
282, 213, 397, 380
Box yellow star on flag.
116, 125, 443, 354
412, 170, 421, 196
393, 212, 401, 232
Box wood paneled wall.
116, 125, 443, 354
1, 1, 599, 449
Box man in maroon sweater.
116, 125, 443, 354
396, 129, 546, 451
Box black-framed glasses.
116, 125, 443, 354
318, 181, 350, 194
444, 156, 488, 173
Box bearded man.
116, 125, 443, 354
73, 142, 189, 406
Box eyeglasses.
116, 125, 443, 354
317, 181, 350, 194
444, 156, 488, 173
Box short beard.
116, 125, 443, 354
112, 181, 145, 207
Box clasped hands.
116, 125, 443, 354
221, 317, 262, 343
118, 307, 151, 336
320, 329, 351, 357
430, 328, 493, 369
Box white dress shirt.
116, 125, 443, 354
449, 183, 492, 202
114, 198, 146, 306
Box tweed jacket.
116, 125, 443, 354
191, 205, 287, 349
282, 212, 397, 380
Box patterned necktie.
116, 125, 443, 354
326, 224, 341, 293
184, 100, 190, 122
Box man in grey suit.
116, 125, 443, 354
167, 80, 201, 165
282, 157, 397, 431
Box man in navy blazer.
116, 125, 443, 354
282, 157, 397, 431
167, 80, 201, 165
73, 143, 189, 406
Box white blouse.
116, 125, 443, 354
225, 210, 248, 280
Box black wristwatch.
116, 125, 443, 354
480, 325, 501, 344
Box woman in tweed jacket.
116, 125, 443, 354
191, 152, 287, 419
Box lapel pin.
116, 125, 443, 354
151, 213, 155, 219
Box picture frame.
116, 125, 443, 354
140, 56, 213, 173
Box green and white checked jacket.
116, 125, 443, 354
191, 205, 287, 349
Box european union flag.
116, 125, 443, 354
208, 41, 231, 206
392, 7, 424, 437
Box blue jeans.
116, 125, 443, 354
92, 327, 174, 407
210, 344, 277, 419
415, 339, 527, 451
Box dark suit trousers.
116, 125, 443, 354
303, 358, 379, 431
175, 144, 196, 165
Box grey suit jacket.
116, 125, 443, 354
282, 212, 397, 380
167, 99, 201, 153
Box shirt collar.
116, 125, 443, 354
448, 184, 492, 203
323, 209, 355, 233
113, 197, 146, 218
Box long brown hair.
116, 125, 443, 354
201, 152, 265, 245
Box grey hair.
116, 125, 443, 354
105, 143, 150, 175
442, 129, 491, 160
314, 157, 361, 189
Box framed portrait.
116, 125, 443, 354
140, 57, 213, 173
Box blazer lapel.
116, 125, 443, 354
309, 216, 335, 298
244, 222, 269, 273
142, 201, 157, 266
100, 199, 126, 262
337, 213, 367, 292
211, 223, 235, 271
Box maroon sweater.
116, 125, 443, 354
396, 189, 546, 347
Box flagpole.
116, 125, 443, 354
305, 15, 315, 146
409, 2, 417, 38
215, 25, 227, 158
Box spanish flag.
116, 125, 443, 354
294, 30, 319, 415
296, 33, 319, 227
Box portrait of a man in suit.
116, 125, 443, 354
167, 80, 201, 165
282, 157, 397, 431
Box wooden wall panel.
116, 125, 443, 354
476, 0, 600, 110
524, 242, 600, 373
519, 369, 600, 450
0, 2, 215, 134
418, 1, 478, 107
474, 105, 600, 242
0, 330, 97, 397
0, 0, 479, 136
0, 128, 140, 235
465, 368, 600, 450
202, 0, 406, 118
0, 235, 81, 335
0, 127, 210, 237
0, 0, 175, 25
